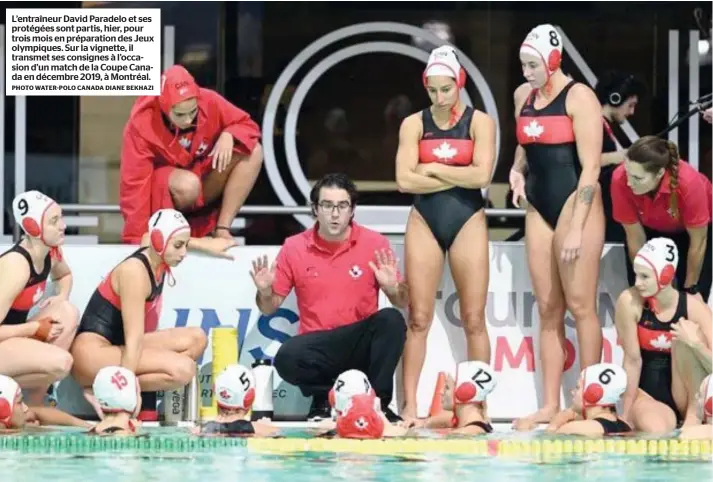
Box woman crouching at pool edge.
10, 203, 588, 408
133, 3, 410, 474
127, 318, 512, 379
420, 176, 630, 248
193, 364, 279, 437
313, 369, 411, 439
408, 361, 497, 435
89, 366, 144, 436
547, 363, 632, 436
0, 374, 90, 433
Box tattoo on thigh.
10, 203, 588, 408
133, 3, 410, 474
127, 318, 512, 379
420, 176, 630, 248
578, 185, 595, 205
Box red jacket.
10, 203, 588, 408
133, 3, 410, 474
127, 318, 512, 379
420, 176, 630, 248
120, 83, 261, 243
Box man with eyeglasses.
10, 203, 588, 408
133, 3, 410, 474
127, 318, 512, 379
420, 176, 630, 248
250, 173, 408, 423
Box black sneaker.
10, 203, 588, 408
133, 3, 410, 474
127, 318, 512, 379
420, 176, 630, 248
307, 396, 332, 422
382, 406, 403, 424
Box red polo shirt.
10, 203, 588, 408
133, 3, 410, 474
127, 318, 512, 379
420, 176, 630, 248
611, 161, 712, 233
272, 223, 400, 335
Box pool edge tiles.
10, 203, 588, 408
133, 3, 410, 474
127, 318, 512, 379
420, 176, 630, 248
247, 437, 713, 460
1, 433, 711, 460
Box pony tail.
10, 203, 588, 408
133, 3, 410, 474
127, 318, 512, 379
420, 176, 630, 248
666, 141, 680, 219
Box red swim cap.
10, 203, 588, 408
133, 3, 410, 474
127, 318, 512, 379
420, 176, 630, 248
159, 65, 199, 115
335, 393, 384, 439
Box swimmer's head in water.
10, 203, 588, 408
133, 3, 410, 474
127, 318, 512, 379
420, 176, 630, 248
423, 46, 464, 111
453, 361, 497, 406
329, 369, 373, 415
0, 375, 28, 429
624, 136, 680, 197
93, 366, 141, 418
633, 237, 679, 298
697, 375, 713, 423
336, 392, 384, 439
309, 173, 358, 240
147, 209, 191, 267
215, 364, 256, 413
12, 190, 65, 247
519, 24, 563, 90
159, 65, 200, 130
572, 363, 627, 416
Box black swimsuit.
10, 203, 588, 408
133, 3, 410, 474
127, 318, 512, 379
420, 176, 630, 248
414, 107, 485, 251
517, 81, 582, 229
594, 417, 632, 435
637, 294, 687, 422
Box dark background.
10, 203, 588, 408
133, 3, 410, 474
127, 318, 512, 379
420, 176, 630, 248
3, 1, 711, 243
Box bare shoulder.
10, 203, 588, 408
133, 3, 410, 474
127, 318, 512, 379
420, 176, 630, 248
0, 252, 31, 285
616, 287, 643, 317
114, 257, 151, 290
686, 293, 713, 323
472, 109, 495, 126
400, 112, 423, 133
567, 82, 601, 111
514, 82, 533, 105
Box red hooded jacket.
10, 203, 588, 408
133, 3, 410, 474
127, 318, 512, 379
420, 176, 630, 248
119, 65, 261, 243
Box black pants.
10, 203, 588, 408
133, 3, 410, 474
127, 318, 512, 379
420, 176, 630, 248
624, 223, 712, 302
274, 308, 406, 407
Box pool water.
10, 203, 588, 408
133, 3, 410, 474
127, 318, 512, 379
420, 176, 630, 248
2, 427, 710, 482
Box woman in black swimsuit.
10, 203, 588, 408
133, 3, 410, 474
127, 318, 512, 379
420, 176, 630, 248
396, 45, 496, 422
0, 191, 80, 406
550, 363, 631, 436
615, 238, 712, 433
510, 24, 606, 430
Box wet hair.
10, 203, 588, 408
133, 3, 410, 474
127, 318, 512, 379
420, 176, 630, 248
626, 136, 680, 219
595, 71, 646, 107
309, 173, 359, 216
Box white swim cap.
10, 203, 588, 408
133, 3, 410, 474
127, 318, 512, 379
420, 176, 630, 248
329, 369, 374, 415
581, 363, 627, 409
12, 190, 58, 241
520, 24, 563, 73
634, 237, 679, 287
215, 364, 256, 410
93, 366, 140, 415
423, 45, 465, 88
454, 361, 498, 404
148, 209, 191, 255
0, 375, 20, 428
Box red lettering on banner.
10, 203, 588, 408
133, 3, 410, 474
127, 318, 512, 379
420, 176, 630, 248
494, 336, 534, 372
494, 335, 618, 373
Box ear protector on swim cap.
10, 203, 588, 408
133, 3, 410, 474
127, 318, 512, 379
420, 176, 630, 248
520, 24, 563, 73
454, 361, 497, 404
634, 237, 679, 287
329, 369, 374, 415
159, 65, 200, 115
336, 392, 385, 440
581, 363, 627, 410
0, 375, 20, 428
148, 209, 191, 256
422, 45, 466, 89
215, 364, 256, 411
12, 190, 57, 240
93, 366, 140, 416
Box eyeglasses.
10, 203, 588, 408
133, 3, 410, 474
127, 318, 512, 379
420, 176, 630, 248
317, 201, 352, 213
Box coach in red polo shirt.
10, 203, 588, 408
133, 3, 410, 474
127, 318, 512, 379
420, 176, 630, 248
250, 173, 408, 422
612, 135, 712, 301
